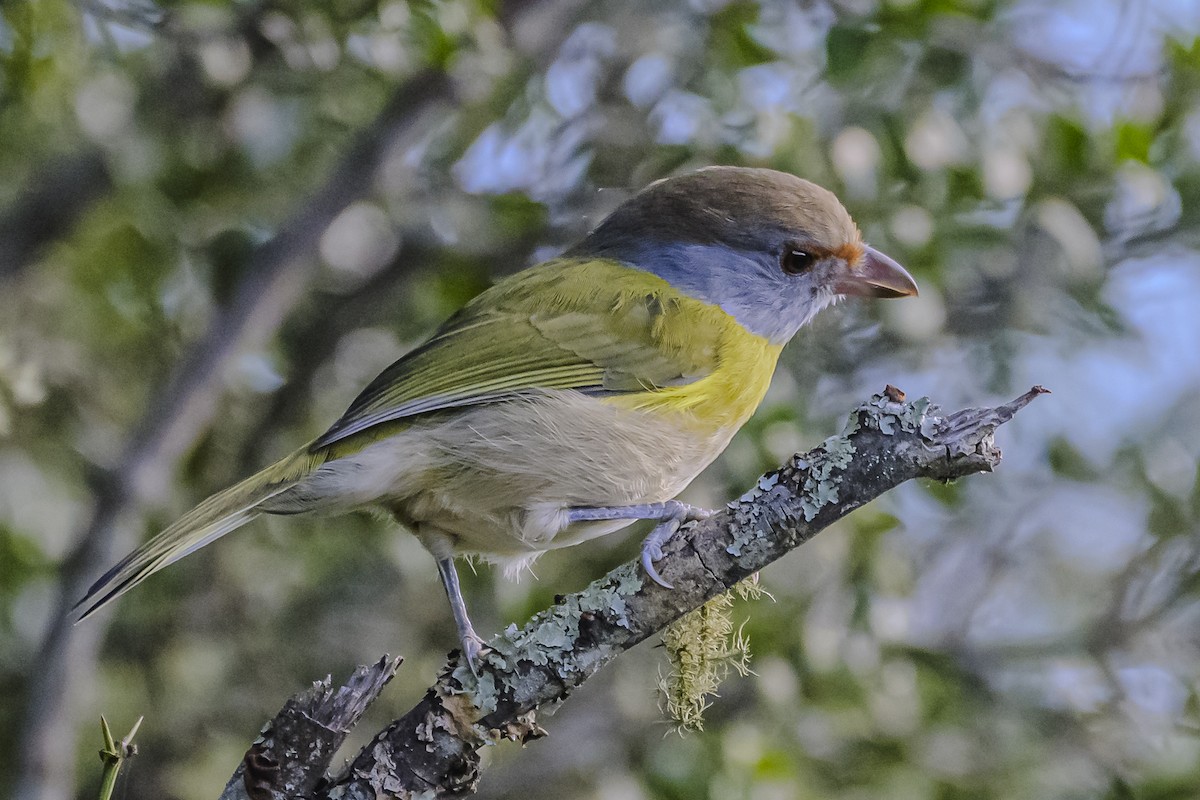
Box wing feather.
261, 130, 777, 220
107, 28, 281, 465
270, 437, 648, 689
311, 259, 721, 449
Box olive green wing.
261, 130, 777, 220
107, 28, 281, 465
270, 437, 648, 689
311, 259, 720, 450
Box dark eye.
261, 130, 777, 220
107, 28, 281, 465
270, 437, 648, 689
781, 248, 815, 275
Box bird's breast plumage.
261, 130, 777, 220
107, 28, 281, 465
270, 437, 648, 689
599, 310, 780, 435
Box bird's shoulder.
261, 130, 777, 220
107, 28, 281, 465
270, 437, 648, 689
462, 255, 733, 361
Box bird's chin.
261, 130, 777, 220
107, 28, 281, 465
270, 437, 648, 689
816, 287, 842, 314
775, 289, 840, 344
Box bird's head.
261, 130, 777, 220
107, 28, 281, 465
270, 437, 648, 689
573, 166, 918, 344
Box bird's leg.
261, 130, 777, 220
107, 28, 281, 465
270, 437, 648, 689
435, 557, 489, 674
566, 500, 713, 589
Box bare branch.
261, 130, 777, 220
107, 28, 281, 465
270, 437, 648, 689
220, 657, 403, 800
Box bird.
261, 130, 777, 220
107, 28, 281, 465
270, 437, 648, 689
74, 166, 917, 669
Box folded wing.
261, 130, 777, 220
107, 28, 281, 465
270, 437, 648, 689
312, 258, 720, 449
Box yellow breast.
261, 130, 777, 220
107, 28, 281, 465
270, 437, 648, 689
603, 295, 783, 434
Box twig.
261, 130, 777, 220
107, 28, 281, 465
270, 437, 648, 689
95, 716, 143, 800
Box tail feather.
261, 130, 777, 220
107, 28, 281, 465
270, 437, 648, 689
73, 449, 315, 621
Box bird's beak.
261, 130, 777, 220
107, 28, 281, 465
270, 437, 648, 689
833, 246, 919, 299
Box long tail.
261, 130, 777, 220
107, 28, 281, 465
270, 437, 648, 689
73, 448, 318, 621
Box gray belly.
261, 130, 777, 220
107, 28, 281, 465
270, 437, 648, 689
282, 390, 734, 560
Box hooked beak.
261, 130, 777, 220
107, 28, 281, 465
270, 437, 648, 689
832, 246, 919, 299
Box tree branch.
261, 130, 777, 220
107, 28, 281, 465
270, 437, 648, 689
0, 149, 112, 281
221, 386, 1046, 799
220, 656, 403, 800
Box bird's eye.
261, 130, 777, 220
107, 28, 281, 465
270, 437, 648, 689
781, 249, 815, 275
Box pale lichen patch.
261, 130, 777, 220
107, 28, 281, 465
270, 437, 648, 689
577, 561, 642, 627
725, 391, 941, 559
725, 480, 780, 558
797, 434, 856, 521
447, 562, 646, 719
730, 471, 780, 509
658, 575, 766, 731
857, 391, 935, 437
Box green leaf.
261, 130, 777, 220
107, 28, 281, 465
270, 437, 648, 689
708, 2, 775, 69
488, 192, 548, 236
921, 45, 969, 87
826, 25, 874, 80
1114, 121, 1154, 163
1044, 114, 1091, 175
1047, 438, 1099, 481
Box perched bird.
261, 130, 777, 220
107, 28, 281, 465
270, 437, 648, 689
75, 166, 917, 668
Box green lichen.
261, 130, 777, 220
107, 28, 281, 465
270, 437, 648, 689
444, 564, 644, 724
467, 562, 644, 682
843, 408, 862, 436
448, 667, 499, 714
861, 392, 935, 436
658, 575, 766, 731
731, 471, 780, 507
727, 393, 941, 559
724, 472, 783, 557
577, 560, 643, 625
797, 434, 856, 522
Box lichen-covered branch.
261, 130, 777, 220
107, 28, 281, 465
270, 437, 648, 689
227, 387, 1045, 799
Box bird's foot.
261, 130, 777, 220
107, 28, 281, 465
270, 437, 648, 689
640, 501, 713, 589
566, 501, 714, 589
460, 629, 492, 677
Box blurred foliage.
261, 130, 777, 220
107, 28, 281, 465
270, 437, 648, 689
3, 0, 1200, 798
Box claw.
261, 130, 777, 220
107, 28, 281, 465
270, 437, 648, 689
640, 512, 684, 589
565, 501, 714, 590
461, 632, 491, 676
641, 538, 674, 589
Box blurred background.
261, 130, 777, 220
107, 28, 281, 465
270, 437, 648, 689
3, 0, 1200, 798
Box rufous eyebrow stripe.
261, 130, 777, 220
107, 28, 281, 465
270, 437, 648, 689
833, 242, 865, 265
